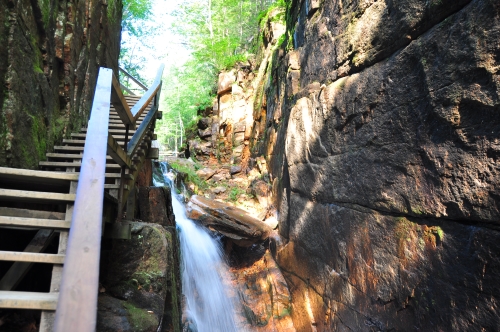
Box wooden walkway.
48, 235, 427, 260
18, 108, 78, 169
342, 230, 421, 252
0, 66, 163, 331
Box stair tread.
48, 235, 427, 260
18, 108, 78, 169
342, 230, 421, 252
46, 153, 112, 160
39, 161, 121, 169
0, 167, 79, 183
0, 189, 76, 203
0, 291, 58, 310
0, 251, 65, 264
0, 216, 71, 230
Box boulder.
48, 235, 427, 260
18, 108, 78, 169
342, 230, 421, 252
230, 165, 242, 175
186, 195, 272, 247
196, 167, 216, 180
218, 71, 236, 95
252, 180, 271, 209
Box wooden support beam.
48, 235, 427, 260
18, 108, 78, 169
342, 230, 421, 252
111, 74, 134, 127
107, 135, 131, 168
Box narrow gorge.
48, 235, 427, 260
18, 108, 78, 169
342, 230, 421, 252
0, 0, 499, 331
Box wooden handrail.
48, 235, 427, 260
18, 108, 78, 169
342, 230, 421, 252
119, 67, 148, 91
130, 64, 164, 120
53, 64, 164, 330
127, 99, 159, 157
54, 67, 112, 332
111, 74, 134, 126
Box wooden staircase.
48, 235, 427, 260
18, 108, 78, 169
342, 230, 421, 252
0, 66, 163, 331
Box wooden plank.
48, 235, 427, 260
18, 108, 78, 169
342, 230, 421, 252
127, 105, 158, 157
54, 67, 111, 332
0, 291, 58, 310
0, 216, 71, 229
130, 64, 164, 121
47, 153, 112, 161
107, 135, 131, 168
120, 83, 135, 96
0, 230, 55, 291
0, 252, 65, 264
111, 74, 134, 126
0, 189, 75, 203
0, 207, 65, 220
54, 146, 84, 151
0, 167, 79, 182
46, 153, 83, 159
119, 67, 148, 91
39, 161, 121, 170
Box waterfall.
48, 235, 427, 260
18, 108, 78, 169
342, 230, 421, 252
154, 162, 239, 332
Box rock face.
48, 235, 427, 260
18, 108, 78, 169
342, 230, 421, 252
98, 222, 180, 332
230, 249, 295, 332
98, 186, 181, 332
186, 195, 272, 246
247, 0, 500, 330
0, 0, 122, 168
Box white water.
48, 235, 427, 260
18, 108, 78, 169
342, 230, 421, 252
155, 163, 239, 332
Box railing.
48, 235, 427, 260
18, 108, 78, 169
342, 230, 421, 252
53, 64, 164, 331
119, 67, 149, 95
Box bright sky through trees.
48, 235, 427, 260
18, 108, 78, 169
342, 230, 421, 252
120, 0, 281, 152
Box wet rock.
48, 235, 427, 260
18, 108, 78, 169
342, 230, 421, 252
186, 195, 272, 246
196, 167, 216, 180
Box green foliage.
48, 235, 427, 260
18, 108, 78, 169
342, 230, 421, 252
228, 186, 246, 201
169, 161, 208, 193
158, 0, 283, 152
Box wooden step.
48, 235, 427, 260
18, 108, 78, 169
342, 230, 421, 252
0, 167, 78, 189
0, 251, 65, 264
46, 153, 113, 161
0, 189, 76, 203
53, 146, 84, 152
0, 216, 71, 230
0, 291, 58, 310
39, 161, 121, 170
81, 128, 137, 135
71, 133, 131, 140
62, 138, 129, 145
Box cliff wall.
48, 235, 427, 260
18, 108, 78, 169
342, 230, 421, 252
257, 0, 500, 330
0, 0, 122, 168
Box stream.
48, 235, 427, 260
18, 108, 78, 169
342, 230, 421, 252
154, 162, 240, 332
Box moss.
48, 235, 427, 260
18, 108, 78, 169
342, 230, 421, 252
37, 0, 51, 28
333, 77, 348, 90
123, 302, 159, 330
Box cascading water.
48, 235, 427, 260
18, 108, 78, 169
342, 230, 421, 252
154, 162, 239, 332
